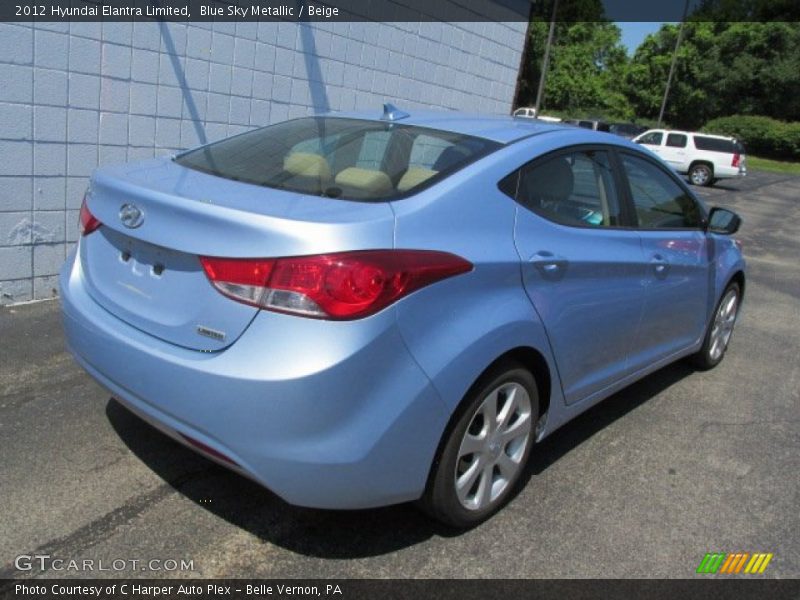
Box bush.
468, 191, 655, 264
703, 115, 800, 160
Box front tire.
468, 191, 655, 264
691, 283, 741, 370
689, 163, 713, 186
420, 362, 538, 528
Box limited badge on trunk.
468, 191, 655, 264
196, 325, 226, 342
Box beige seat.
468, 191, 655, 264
397, 167, 437, 193
283, 153, 333, 193
334, 167, 393, 197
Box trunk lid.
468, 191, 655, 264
81, 157, 395, 351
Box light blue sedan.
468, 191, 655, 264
60, 106, 745, 527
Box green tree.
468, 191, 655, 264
516, 19, 632, 118
624, 21, 800, 128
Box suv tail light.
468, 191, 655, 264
79, 195, 102, 236
732, 153, 741, 168
200, 250, 472, 320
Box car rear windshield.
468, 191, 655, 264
175, 117, 500, 201
693, 136, 740, 154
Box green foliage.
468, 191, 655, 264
516, 16, 800, 130
516, 20, 632, 120
703, 115, 800, 160
623, 21, 800, 128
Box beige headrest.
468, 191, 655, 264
397, 167, 437, 192
334, 167, 393, 195
284, 153, 332, 182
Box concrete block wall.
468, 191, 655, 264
0, 18, 527, 304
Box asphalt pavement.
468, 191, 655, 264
1, 170, 798, 579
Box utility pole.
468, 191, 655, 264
658, 0, 690, 127
533, 0, 559, 118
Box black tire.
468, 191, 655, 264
689, 163, 714, 187
419, 361, 539, 528
691, 282, 741, 370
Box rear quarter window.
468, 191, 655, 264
693, 136, 738, 153
666, 133, 687, 148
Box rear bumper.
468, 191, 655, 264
715, 165, 746, 179
59, 247, 449, 509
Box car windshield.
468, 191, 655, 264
175, 117, 500, 201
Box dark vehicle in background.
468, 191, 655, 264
564, 119, 611, 132
609, 123, 648, 139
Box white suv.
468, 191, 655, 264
512, 107, 562, 122
633, 129, 746, 186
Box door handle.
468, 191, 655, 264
650, 254, 670, 277
530, 251, 568, 276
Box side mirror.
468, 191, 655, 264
707, 207, 742, 235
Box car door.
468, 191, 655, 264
616, 151, 710, 370
659, 132, 689, 172
635, 130, 665, 159
511, 148, 646, 405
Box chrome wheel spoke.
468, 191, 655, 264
455, 458, 482, 504
481, 390, 499, 435
459, 432, 485, 457
497, 386, 520, 429
477, 464, 494, 508
499, 412, 532, 446
495, 451, 519, 481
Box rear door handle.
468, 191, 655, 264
650, 254, 670, 277
530, 251, 568, 275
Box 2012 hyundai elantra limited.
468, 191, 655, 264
60, 105, 745, 527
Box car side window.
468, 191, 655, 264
666, 133, 687, 148
515, 150, 622, 227
621, 154, 703, 229
408, 134, 454, 170
638, 132, 663, 146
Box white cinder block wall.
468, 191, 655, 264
0, 18, 527, 304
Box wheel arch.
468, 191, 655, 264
728, 269, 746, 300
421, 345, 553, 496
690, 159, 715, 174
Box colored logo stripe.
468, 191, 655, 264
745, 553, 773, 574
696, 553, 773, 574
697, 553, 725, 573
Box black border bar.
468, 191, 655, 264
2, 579, 800, 600
3, 0, 799, 22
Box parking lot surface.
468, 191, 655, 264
1, 170, 798, 579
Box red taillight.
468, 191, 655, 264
79, 196, 102, 236
732, 153, 740, 168
199, 250, 472, 320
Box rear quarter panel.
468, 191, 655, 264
390, 136, 571, 427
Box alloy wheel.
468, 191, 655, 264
709, 288, 739, 360
691, 165, 711, 185
454, 382, 532, 511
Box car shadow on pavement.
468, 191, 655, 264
523, 361, 694, 478
107, 360, 695, 559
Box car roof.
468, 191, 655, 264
327, 109, 566, 144
641, 128, 735, 141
